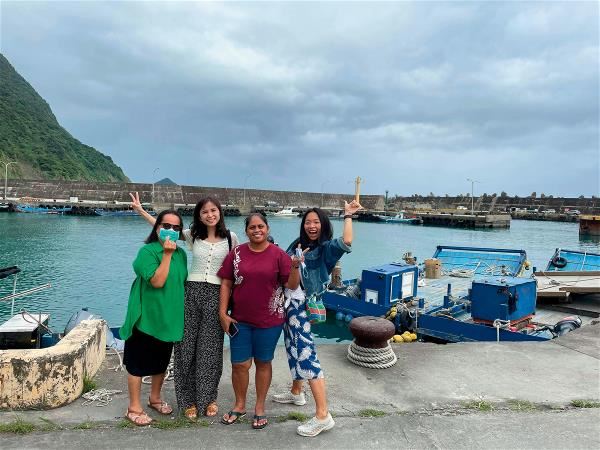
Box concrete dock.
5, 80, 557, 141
1, 321, 598, 448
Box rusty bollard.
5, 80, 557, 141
347, 316, 397, 368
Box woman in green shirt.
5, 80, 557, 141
120, 209, 188, 426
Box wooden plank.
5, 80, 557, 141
0, 314, 49, 333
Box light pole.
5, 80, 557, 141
243, 174, 252, 206
1, 161, 17, 201
467, 178, 479, 216
320, 180, 330, 208
151, 167, 160, 204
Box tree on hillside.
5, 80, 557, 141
530, 192, 537, 198
500, 191, 508, 198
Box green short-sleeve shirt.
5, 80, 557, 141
120, 241, 188, 342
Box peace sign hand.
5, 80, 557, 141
129, 192, 143, 212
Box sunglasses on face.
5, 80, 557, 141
160, 223, 182, 232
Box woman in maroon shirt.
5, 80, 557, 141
218, 213, 302, 429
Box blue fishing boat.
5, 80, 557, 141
323, 245, 587, 343
374, 211, 421, 224
94, 208, 156, 217
545, 248, 600, 272
16, 204, 72, 214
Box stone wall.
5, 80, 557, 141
0, 319, 106, 410
3, 180, 384, 211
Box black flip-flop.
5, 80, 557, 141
252, 414, 268, 430
221, 410, 246, 425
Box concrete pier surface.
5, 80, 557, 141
1, 322, 598, 448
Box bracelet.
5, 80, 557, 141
292, 264, 300, 269
344, 214, 353, 219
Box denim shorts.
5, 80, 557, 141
229, 322, 283, 363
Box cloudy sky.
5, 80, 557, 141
1, 1, 598, 197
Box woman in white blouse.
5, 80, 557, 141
130, 193, 238, 420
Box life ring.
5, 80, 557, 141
551, 255, 568, 268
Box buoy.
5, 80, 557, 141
335, 311, 345, 321
344, 314, 353, 322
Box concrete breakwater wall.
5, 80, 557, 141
2, 180, 384, 211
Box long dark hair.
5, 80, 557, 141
190, 196, 228, 241
298, 208, 333, 250
145, 209, 183, 244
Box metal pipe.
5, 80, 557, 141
1, 284, 52, 308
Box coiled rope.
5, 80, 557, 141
347, 342, 397, 369
82, 388, 123, 407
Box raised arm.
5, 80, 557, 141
342, 200, 362, 246
150, 238, 176, 288
129, 192, 156, 226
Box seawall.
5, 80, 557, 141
2, 180, 385, 211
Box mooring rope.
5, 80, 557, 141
347, 342, 397, 369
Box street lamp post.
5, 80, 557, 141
320, 180, 330, 208
151, 167, 160, 204
243, 174, 252, 206
467, 178, 479, 216
1, 161, 17, 201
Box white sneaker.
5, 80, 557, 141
297, 413, 335, 437
272, 391, 306, 406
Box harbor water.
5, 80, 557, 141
1, 214, 598, 342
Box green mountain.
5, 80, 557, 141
0, 53, 129, 182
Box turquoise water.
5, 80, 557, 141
1, 214, 598, 340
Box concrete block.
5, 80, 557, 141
0, 319, 106, 410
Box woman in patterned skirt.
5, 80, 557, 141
130, 193, 239, 420
273, 200, 362, 437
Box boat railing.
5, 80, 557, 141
0, 266, 52, 316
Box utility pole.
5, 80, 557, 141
467, 178, 479, 216
1, 161, 17, 201
354, 176, 362, 203
243, 174, 252, 206
152, 167, 160, 204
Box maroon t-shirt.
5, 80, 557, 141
218, 243, 291, 328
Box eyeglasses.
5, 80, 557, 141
160, 223, 182, 232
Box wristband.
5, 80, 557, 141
344, 214, 353, 219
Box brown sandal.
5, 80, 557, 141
205, 402, 218, 417
184, 405, 198, 420
125, 409, 153, 426
148, 399, 173, 415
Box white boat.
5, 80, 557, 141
274, 206, 297, 217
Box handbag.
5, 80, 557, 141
306, 295, 326, 324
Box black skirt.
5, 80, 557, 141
123, 327, 173, 377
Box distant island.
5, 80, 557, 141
0, 53, 129, 182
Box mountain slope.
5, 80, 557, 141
0, 53, 129, 182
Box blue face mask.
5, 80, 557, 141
159, 228, 180, 243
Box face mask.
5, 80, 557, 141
159, 228, 180, 243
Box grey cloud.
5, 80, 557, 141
0, 1, 597, 196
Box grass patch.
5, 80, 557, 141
571, 399, 600, 408
0, 418, 36, 434
507, 400, 537, 412
117, 419, 135, 429
82, 375, 97, 394
277, 411, 309, 423
72, 421, 96, 430
462, 400, 495, 412
358, 409, 387, 418
152, 417, 193, 430
38, 417, 62, 431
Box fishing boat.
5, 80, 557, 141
579, 215, 600, 237
16, 204, 72, 214
322, 245, 588, 343
274, 206, 297, 217
0, 202, 9, 212
94, 208, 156, 217
534, 249, 600, 303
374, 211, 421, 224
